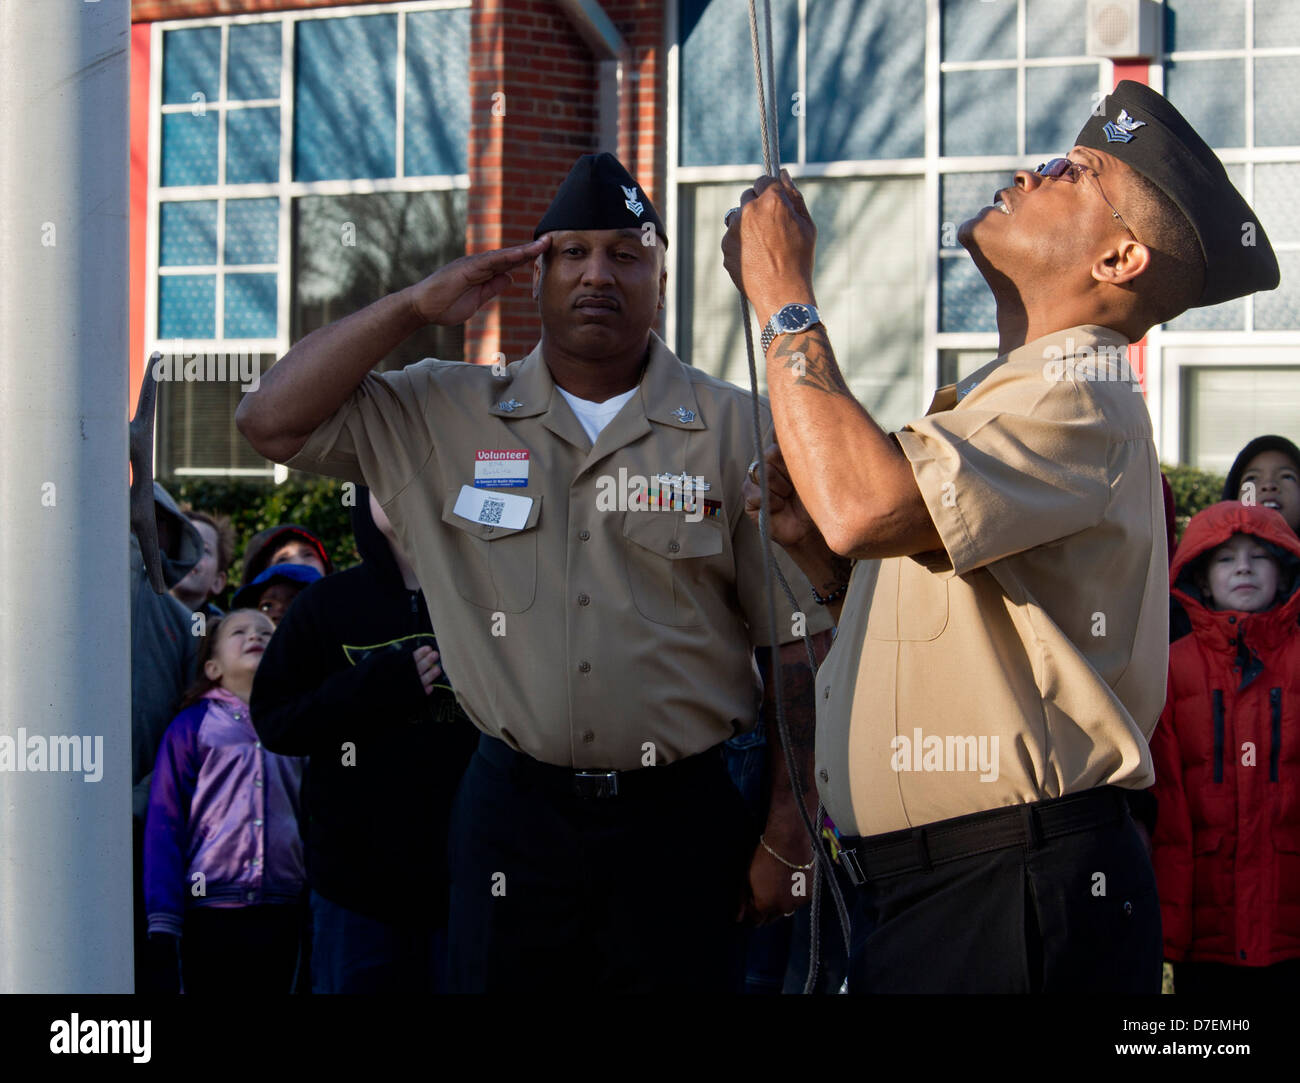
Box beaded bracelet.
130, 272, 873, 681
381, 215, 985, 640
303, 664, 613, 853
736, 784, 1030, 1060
810, 581, 848, 605
760, 834, 814, 871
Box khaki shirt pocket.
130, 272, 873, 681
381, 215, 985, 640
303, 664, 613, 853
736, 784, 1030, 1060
622, 511, 724, 627
441, 491, 543, 613
864, 557, 950, 641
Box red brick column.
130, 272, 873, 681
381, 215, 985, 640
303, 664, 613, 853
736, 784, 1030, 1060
466, 0, 667, 365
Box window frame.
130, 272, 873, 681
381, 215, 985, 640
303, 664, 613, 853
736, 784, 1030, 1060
146, 0, 471, 479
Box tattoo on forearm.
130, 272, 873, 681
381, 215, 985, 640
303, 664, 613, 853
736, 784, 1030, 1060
771, 334, 853, 399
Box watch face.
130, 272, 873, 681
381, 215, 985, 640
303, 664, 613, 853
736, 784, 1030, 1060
778, 304, 812, 332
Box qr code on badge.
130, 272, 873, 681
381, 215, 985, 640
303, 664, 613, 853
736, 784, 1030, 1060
481, 498, 505, 525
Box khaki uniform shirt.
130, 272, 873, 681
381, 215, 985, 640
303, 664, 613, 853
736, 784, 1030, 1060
287, 332, 829, 769
815, 325, 1168, 837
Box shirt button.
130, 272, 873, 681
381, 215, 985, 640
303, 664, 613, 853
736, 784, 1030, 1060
1228, 616, 1237, 624
818, 768, 829, 783
668, 541, 680, 553
246, 891, 256, 901
582, 730, 596, 744
823, 687, 830, 699
484, 525, 494, 534
578, 660, 591, 673
578, 529, 590, 541
254, 819, 263, 827
577, 593, 590, 606
254, 778, 263, 788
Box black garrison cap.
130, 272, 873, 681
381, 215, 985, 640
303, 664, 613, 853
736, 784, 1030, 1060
534, 152, 667, 245
1074, 81, 1279, 308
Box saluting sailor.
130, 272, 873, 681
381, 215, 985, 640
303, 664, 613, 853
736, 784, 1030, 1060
237, 153, 832, 993
723, 82, 1281, 992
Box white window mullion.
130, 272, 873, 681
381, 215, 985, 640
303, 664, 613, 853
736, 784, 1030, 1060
796, 0, 807, 167
395, 11, 407, 180
923, 0, 942, 403
277, 17, 294, 363
1015, 0, 1026, 158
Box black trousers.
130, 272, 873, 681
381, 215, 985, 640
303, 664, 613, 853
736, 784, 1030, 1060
447, 737, 756, 993
845, 798, 1162, 993
1173, 959, 1300, 995
181, 904, 305, 994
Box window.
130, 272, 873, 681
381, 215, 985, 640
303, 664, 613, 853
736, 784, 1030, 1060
1181, 364, 1300, 472
1162, 0, 1300, 333
938, 0, 1102, 335
149, 2, 470, 478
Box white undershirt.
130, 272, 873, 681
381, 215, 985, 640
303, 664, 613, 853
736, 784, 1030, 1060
555, 386, 638, 443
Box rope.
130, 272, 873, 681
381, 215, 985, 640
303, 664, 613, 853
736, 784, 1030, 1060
739, 0, 852, 993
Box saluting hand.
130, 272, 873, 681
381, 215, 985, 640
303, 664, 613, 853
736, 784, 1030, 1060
412, 645, 443, 696
405, 236, 551, 328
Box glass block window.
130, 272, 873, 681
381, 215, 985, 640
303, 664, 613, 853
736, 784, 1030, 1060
294, 15, 398, 182
160, 201, 217, 266
159, 275, 216, 339
942, 69, 1017, 157
151, 4, 470, 477
941, 0, 1099, 162
1161, 6, 1300, 333
678, 0, 799, 167
805, 0, 924, 162
405, 8, 471, 176
228, 23, 281, 101
1165, 0, 1246, 52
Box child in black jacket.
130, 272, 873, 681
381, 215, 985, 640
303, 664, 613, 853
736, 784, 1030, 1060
251, 487, 477, 993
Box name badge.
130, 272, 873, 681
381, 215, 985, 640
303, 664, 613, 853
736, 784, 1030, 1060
474, 449, 530, 488
453, 484, 533, 531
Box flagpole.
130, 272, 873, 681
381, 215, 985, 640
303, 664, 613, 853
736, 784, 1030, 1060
0, 0, 134, 992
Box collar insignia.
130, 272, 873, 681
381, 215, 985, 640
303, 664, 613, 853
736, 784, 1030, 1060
621, 185, 645, 218
495, 398, 524, 413
670, 406, 695, 424
1103, 109, 1146, 144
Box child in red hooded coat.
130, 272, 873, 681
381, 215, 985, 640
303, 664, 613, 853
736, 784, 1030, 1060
1152, 501, 1300, 994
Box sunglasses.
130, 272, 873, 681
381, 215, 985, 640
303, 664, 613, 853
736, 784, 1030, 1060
1035, 157, 1139, 243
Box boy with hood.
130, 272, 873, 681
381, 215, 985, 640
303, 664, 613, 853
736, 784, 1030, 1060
250, 488, 477, 993
1152, 501, 1300, 994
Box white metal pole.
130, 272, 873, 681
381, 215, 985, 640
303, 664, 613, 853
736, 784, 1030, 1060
0, 0, 133, 992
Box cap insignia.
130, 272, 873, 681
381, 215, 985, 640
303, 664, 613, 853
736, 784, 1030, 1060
1103, 109, 1146, 144
621, 185, 645, 218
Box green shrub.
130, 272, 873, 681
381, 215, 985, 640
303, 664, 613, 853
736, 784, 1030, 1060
1161, 463, 1226, 540
168, 473, 361, 608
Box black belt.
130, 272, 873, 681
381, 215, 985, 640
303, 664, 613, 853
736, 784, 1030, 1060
836, 786, 1131, 886
476, 733, 725, 799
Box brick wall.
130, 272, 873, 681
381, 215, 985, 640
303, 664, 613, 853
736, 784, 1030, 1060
466, 0, 667, 365
132, 0, 384, 20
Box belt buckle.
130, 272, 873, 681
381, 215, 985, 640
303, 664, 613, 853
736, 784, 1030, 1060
573, 770, 619, 798
839, 847, 866, 887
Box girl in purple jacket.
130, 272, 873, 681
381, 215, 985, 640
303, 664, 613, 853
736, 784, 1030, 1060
144, 609, 307, 993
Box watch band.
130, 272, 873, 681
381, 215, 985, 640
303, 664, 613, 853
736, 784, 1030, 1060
761, 303, 820, 356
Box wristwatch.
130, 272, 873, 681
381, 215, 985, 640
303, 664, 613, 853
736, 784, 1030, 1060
760, 303, 821, 355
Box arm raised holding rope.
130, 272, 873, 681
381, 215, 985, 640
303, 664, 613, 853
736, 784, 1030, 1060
722, 172, 942, 561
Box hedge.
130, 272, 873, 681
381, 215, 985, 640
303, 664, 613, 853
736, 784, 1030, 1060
166, 462, 1229, 607
167, 474, 361, 609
